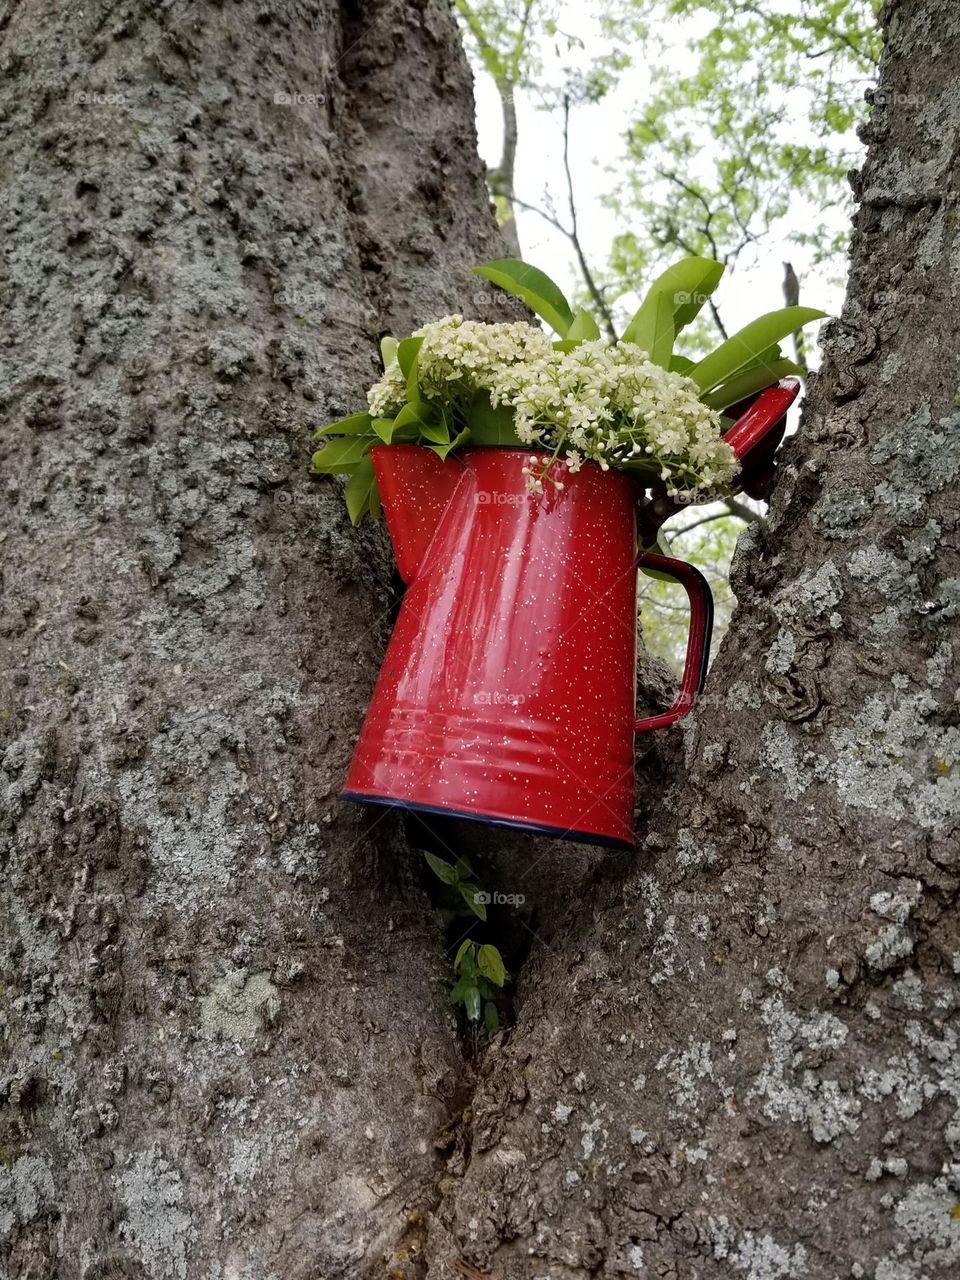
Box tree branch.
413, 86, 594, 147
561, 95, 618, 342
782, 260, 809, 373
723, 495, 763, 524
667, 509, 743, 540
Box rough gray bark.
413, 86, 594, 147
426, 2, 960, 1276
0, 1, 503, 1276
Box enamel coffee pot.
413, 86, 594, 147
343, 380, 800, 847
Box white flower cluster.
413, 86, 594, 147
366, 315, 738, 498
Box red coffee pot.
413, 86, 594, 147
343, 380, 799, 847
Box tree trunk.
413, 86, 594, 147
0, 2, 502, 1276
426, 2, 960, 1276
490, 80, 522, 258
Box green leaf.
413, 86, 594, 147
397, 336, 425, 400
396, 337, 423, 378
427, 427, 471, 460
454, 939, 474, 969
310, 436, 374, 474
624, 289, 675, 367
669, 355, 695, 374
566, 307, 602, 342
473, 258, 576, 336
423, 850, 459, 885
344, 455, 378, 525
393, 400, 447, 443
449, 976, 472, 1005
483, 1000, 500, 1034
371, 417, 424, 448
460, 883, 487, 920
380, 335, 398, 369
661, 258, 724, 331
455, 852, 474, 877
419, 420, 450, 445
464, 983, 482, 1023
466, 391, 521, 445
689, 307, 826, 393
477, 944, 506, 987
703, 358, 804, 411
623, 257, 724, 349
312, 412, 372, 440
372, 417, 399, 443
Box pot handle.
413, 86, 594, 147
634, 551, 714, 733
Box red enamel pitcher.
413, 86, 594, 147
343, 380, 800, 848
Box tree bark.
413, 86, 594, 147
0, 2, 502, 1276
490, 80, 522, 258
426, 1, 960, 1276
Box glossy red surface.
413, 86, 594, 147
343, 447, 710, 847
725, 377, 800, 498
634, 552, 713, 733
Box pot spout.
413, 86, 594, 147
370, 445, 465, 583
722, 377, 801, 462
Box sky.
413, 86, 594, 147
468, 4, 870, 355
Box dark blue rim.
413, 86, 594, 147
341, 791, 634, 850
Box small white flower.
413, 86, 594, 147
364, 315, 738, 497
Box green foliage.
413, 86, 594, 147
344, 456, 379, 524
420, 852, 510, 1035
451, 940, 508, 1032
621, 255, 724, 351
475, 255, 822, 382
602, 0, 881, 311
701, 358, 802, 411
421, 850, 489, 925
454, 0, 643, 100
312, 255, 823, 522
473, 258, 576, 336
459, 392, 518, 445
687, 307, 823, 392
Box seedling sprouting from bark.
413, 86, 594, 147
421, 849, 489, 926
451, 940, 507, 1035
420, 851, 509, 1035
